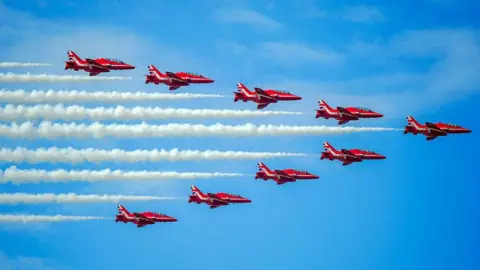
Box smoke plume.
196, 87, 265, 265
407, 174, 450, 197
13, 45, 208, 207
0, 214, 108, 223
0, 147, 308, 164
0, 193, 184, 204
0, 89, 224, 103
0, 104, 303, 121
0, 166, 246, 184
0, 121, 399, 139
0, 73, 131, 82
0, 62, 52, 68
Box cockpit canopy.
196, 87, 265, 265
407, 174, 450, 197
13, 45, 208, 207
445, 122, 460, 127
106, 58, 125, 63
355, 107, 373, 112
186, 72, 202, 77
275, 90, 291, 94
144, 211, 165, 216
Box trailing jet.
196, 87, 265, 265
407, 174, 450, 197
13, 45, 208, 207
321, 142, 386, 166
65, 50, 135, 76
315, 100, 383, 125
404, 116, 471, 140
255, 162, 319, 185
188, 185, 251, 209
115, 205, 177, 228
145, 64, 214, 90
234, 82, 302, 109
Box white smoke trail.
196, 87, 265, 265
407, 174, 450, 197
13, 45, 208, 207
0, 104, 303, 121
0, 193, 184, 204
0, 166, 246, 184
0, 89, 225, 103
0, 121, 399, 139
0, 214, 108, 223
0, 147, 308, 164
0, 73, 131, 82
0, 62, 52, 68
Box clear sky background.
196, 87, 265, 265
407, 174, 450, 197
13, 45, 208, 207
0, 0, 479, 269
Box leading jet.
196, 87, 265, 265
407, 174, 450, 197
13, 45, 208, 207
404, 116, 471, 140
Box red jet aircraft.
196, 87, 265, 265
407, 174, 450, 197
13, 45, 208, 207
65, 50, 135, 76
315, 100, 383, 125
115, 205, 177, 228
404, 116, 472, 140
145, 64, 214, 90
234, 82, 302, 109
255, 162, 319, 185
321, 142, 386, 166
188, 185, 251, 209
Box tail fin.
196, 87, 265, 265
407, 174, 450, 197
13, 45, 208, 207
322, 141, 336, 152
318, 100, 333, 111
148, 64, 163, 76
191, 185, 203, 196
257, 162, 272, 172
237, 82, 254, 96
117, 205, 129, 215
406, 116, 422, 128
67, 50, 82, 63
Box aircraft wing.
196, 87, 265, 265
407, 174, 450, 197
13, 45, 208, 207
165, 71, 188, 83
206, 193, 228, 204
133, 212, 155, 224
274, 170, 296, 181
425, 122, 447, 136
257, 103, 270, 109
336, 107, 359, 120
85, 58, 110, 71
275, 179, 289, 185
254, 87, 277, 102
341, 149, 362, 162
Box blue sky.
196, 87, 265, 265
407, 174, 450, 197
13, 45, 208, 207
0, 0, 479, 269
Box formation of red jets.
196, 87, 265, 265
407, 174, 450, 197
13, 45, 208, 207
64, 50, 472, 227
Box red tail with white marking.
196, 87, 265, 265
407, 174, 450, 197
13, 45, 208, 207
145, 64, 165, 84
67, 50, 83, 63
234, 82, 254, 102
257, 162, 275, 176
316, 100, 337, 118
65, 50, 86, 70
237, 82, 255, 96
406, 116, 424, 129
323, 141, 338, 154
117, 204, 134, 218
319, 100, 335, 113
148, 64, 163, 77
191, 185, 206, 198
